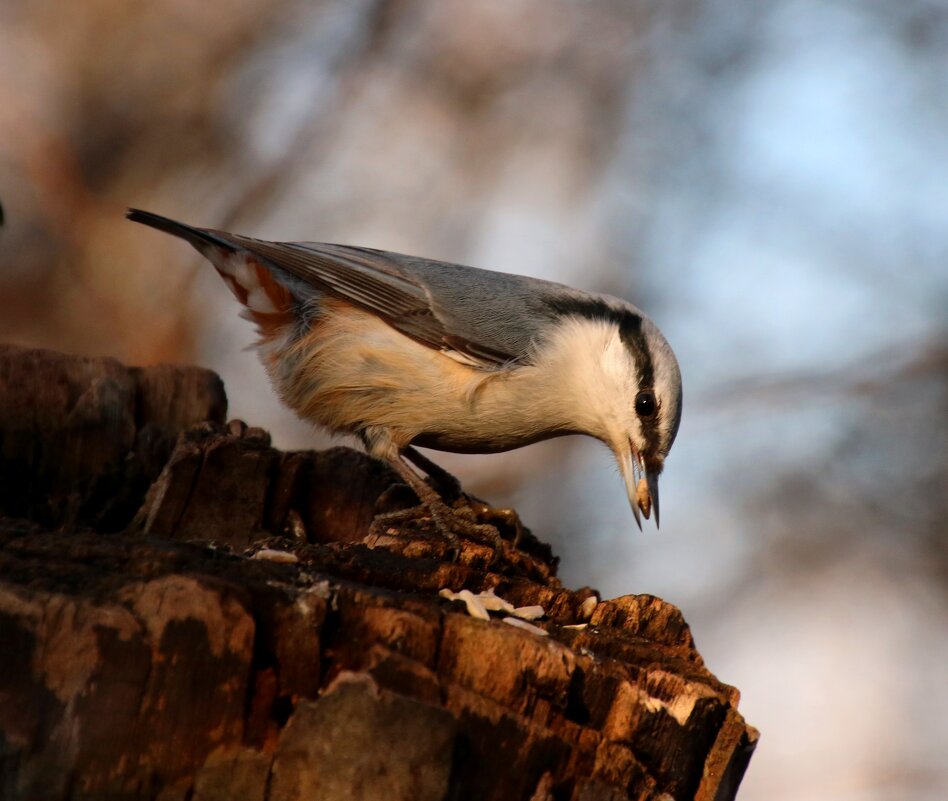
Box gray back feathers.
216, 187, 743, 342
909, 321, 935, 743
125, 209, 671, 397
222, 231, 633, 369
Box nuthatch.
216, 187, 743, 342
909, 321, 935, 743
127, 209, 682, 546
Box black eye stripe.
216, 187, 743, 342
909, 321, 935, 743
542, 296, 666, 454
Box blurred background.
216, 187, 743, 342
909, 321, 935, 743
1, 1, 945, 798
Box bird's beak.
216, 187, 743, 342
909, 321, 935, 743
620, 446, 661, 530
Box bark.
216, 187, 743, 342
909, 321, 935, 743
0, 343, 757, 801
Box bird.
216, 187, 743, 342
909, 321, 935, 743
127, 209, 682, 551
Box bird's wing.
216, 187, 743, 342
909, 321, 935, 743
218, 233, 570, 369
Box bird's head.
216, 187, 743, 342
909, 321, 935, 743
607, 312, 682, 529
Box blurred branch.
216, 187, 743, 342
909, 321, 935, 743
697, 332, 948, 413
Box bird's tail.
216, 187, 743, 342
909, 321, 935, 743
127, 208, 301, 338
126, 208, 234, 253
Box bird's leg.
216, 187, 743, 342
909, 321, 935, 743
403, 446, 462, 499
403, 446, 528, 548
373, 454, 504, 555
379, 456, 461, 552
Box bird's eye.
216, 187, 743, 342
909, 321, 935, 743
635, 389, 657, 418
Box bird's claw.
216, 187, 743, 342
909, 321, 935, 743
461, 498, 527, 548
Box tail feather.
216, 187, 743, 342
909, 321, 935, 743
127, 208, 300, 338
126, 208, 233, 252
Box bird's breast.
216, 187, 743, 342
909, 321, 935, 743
259, 300, 576, 453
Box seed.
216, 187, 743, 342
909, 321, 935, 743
636, 477, 651, 519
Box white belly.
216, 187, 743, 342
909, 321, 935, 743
257, 300, 575, 456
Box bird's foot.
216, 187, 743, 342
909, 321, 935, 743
376, 453, 514, 564
370, 497, 505, 563
370, 503, 462, 559
453, 496, 528, 549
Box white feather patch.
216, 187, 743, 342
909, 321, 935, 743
246, 285, 278, 314
439, 347, 489, 368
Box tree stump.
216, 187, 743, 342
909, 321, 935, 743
0, 343, 757, 801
